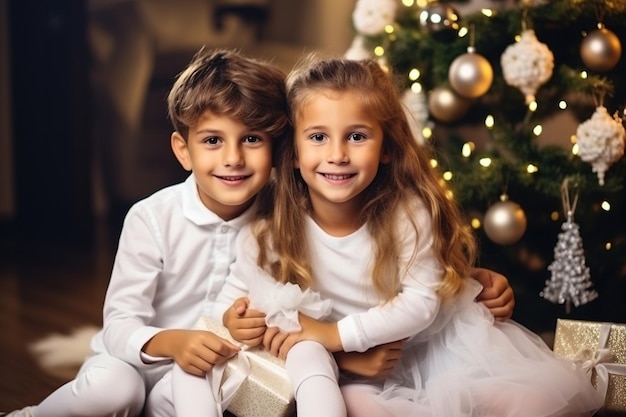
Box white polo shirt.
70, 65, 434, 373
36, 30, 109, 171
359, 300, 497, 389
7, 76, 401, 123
90, 173, 254, 368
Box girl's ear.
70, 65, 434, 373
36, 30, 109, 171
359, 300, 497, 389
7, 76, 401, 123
171, 132, 192, 171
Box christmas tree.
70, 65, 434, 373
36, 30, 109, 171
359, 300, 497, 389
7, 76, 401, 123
347, 0, 626, 333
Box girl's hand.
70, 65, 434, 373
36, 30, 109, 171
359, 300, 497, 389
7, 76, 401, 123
144, 329, 240, 377
268, 313, 341, 360
472, 267, 515, 321
222, 297, 267, 346
334, 339, 405, 378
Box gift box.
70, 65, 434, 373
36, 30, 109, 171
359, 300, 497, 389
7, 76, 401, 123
553, 319, 626, 413
193, 315, 295, 417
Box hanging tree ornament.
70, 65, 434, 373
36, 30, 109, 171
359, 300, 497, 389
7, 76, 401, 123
483, 194, 527, 245
501, 29, 554, 104
417, 1, 461, 41
351, 0, 397, 36
541, 180, 598, 314
575, 105, 625, 186
449, 25, 493, 99
427, 85, 472, 123
449, 46, 494, 99
344, 35, 372, 61
580, 23, 622, 72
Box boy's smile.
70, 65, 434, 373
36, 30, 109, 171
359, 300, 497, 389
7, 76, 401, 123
171, 111, 273, 220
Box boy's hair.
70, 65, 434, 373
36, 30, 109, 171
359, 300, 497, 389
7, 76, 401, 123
256, 55, 477, 303
167, 48, 290, 152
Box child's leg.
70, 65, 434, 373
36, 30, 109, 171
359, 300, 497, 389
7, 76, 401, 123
170, 363, 221, 417
285, 340, 346, 417
341, 384, 394, 417
31, 354, 145, 417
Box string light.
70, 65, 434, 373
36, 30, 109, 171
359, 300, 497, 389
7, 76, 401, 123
485, 115, 495, 128
580, 71, 588, 79
532, 124, 543, 136
550, 211, 560, 221
559, 100, 567, 109
384, 25, 395, 34
430, 159, 438, 168
462, 141, 475, 157
374, 46, 385, 56
601, 201, 611, 211
401, 0, 414, 7
481, 8, 494, 17
409, 68, 421, 80
605, 242, 612, 250
528, 101, 538, 112
479, 158, 492, 167
443, 171, 453, 181
471, 218, 481, 229
422, 126, 433, 139
458, 26, 469, 37
411, 82, 422, 93
526, 164, 538, 173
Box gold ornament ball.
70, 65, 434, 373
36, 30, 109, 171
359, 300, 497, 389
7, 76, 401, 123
449, 50, 494, 98
428, 86, 472, 123
483, 196, 527, 245
580, 27, 622, 72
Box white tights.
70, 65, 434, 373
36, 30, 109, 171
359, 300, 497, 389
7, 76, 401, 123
29, 354, 145, 417
286, 340, 346, 417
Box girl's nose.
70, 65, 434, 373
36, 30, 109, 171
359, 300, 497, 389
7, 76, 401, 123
327, 140, 349, 164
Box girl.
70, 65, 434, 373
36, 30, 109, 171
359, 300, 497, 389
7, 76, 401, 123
218, 56, 604, 417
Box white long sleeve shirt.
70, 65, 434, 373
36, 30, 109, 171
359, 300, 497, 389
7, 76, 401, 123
217, 197, 442, 353
90, 174, 254, 368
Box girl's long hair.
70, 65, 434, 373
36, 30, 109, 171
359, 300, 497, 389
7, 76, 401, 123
255, 56, 476, 303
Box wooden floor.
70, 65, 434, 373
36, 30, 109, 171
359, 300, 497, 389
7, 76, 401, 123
0, 222, 115, 411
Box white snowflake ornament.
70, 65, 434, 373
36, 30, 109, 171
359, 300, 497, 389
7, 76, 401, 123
501, 29, 554, 104
401, 89, 429, 145
576, 106, 625, 185
344, 35, 372, 60
352, 0, 397, 36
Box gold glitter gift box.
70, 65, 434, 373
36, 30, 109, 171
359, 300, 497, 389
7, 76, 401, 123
553, 319, 626, 413
193, 316, 295, 417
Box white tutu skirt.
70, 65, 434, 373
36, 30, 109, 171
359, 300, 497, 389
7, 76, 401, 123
364, 280, 604, 417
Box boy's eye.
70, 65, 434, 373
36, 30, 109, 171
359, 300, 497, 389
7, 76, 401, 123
348, 133, 365, 142
204, 136, 221, 145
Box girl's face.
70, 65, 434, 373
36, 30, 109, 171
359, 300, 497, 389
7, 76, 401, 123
294, 89, 386, 216
171, 111, 273, 220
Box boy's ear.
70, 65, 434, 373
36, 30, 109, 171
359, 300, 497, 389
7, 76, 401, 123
171, 132, 192, 171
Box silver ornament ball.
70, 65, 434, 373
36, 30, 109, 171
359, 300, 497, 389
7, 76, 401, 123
428, 86, 472, 123
580, 26, 622, 72
449, 49, 494, 98
483, 195, 527, 245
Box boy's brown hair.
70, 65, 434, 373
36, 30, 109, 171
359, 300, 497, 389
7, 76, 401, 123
167, 48, 290, 152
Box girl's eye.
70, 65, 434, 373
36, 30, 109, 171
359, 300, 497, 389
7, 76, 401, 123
349, 133, 365, 142
311, 133, 326, 142
243, 135, 261, 144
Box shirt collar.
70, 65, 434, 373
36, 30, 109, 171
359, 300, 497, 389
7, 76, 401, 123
181, 173, 256, 229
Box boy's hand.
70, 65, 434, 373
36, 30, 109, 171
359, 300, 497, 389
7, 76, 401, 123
144, 329, 240, 377
472, 267, 515, 321
334, 339, 405, 378
223, 297, 267, 346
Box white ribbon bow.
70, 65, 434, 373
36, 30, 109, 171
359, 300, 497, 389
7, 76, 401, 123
210, 346, 252, 415
573, 322, 626, 401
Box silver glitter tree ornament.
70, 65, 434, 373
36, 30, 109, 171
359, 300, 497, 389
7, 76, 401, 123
540, 180, 598, 313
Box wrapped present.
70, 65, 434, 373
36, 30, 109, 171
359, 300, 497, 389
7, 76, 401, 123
553, 319, 626, 413
193, 315, 295, 417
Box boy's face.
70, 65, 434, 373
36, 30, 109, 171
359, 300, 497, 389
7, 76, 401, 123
171, 112, 273, 220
